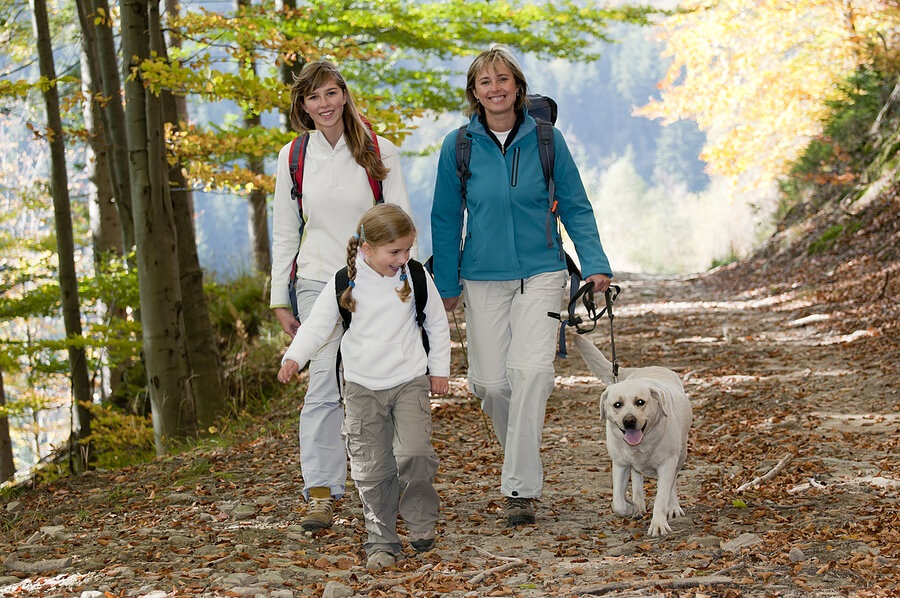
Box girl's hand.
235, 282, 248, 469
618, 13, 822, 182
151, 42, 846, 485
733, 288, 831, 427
278, 360, 300, 383
429, 376, 450, 396
274, 307, 300, 338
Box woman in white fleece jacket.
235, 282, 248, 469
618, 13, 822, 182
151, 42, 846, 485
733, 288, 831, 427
269, 61, 414, 532
278, 204, 450, 572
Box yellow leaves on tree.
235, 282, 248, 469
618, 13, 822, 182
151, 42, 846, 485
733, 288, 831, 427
635, 0, 900, 187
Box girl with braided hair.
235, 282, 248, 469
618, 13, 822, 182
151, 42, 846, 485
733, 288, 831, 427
278, 204, 450, 572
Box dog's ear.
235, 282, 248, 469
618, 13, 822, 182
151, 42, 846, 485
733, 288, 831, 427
650, 388, 668, 417
600, 389, 609, 420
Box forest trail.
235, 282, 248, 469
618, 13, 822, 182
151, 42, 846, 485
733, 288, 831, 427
1, 267, 897, 597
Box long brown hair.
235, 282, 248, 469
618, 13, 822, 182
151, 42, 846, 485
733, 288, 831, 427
340, 204, 416, 313
289, 60, 388, 181
464, 45, 529, 118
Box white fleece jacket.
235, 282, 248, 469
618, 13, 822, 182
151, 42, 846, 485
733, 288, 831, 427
282, 254, 450, 391
270, 130, 413, 309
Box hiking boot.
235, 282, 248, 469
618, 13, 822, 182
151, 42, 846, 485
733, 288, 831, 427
366, 551, 396, 572
411, 537, 436, 553
300, 487, 334, 531
506, 496, 535, 526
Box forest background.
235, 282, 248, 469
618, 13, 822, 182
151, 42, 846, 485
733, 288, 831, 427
0, 0, 897, 494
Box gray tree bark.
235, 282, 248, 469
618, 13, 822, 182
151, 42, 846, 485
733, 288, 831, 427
30, 0, 93, 472
122, 0, 195, 454
157, 0, 227, 429
77, 0, 135, 252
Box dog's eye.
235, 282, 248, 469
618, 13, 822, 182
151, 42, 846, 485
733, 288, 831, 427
612, 401, 623, 409
635, 399, 645, 406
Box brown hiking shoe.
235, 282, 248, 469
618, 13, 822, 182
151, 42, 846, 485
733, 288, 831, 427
301, 487, 334, 531
506, 496, 535, 526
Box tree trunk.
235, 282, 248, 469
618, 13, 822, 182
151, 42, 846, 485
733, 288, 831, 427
30, 0, 93, 473
0, 366, 14, 483
276, 0, 303, 131
77, 0, 135, 252
122, 0, 195, 454
78, 0, 128, 406
156, 0, 227, 429
236, 0, 272, 275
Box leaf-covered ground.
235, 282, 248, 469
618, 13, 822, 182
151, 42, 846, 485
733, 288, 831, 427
1, 193, 897, 597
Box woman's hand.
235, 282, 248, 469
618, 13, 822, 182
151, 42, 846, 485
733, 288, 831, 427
429, 376, 450, 396
278, 360, 300, 383
586, 274, 611, 294
274, 307, 300, 338
442, 296, 460, 312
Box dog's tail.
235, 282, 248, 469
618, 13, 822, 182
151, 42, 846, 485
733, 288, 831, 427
570, 333, 617, 386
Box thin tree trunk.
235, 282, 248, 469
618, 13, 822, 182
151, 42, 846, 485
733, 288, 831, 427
236, 0, 271, 275
78, 0, 135, 252
78, 0, 127, 406
0, 366, 15, 483
122, 0, 195, 454
157, 0, 226, 429
276, 0, 303, 131
30, 0, 93, 473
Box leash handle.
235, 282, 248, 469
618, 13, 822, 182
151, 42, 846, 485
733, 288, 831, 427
605, 287, 620, 382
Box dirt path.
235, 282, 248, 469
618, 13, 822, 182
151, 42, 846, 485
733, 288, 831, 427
1, 272, 897, 597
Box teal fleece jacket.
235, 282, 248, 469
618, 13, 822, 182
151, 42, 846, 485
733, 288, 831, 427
430, 111, 612, 298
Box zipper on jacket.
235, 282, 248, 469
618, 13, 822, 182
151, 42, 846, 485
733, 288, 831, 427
511, 147, 520, 187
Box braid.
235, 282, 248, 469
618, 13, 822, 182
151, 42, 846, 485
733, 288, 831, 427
395, 264, 412, 303
340, 236, 359, 312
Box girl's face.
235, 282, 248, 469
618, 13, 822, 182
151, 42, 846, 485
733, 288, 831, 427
472, 63, 518, 120
302, 78, 346, 133
362, 234, 415, 278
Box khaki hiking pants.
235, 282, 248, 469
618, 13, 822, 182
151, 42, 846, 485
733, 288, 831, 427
462, 270, 568, 500
343, 375, 439, 556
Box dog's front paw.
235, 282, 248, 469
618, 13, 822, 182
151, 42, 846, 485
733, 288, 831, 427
612, 499, 645, 519
647, 518, 672, 537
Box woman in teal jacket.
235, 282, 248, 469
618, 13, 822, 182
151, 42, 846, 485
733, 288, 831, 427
431, 46, 613, 527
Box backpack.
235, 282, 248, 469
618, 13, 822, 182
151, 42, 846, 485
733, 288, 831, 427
453, 94, 584, 358
286, 126, 384, 320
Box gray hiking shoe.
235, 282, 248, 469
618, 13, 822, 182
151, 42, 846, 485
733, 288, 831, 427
300, 487, 334, 531
506, 497, 535, 526
411, 537, 436, 552
366, 551, 396, 572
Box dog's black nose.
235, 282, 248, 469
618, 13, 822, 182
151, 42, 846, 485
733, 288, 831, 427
623, 415, 637, 429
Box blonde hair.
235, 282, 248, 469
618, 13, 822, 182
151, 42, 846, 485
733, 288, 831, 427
340, 204, 417, 312
289, 60, 388, 181
464, 45, 529, 118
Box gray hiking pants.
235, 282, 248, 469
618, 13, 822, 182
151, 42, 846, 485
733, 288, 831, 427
343, 375, 439, 556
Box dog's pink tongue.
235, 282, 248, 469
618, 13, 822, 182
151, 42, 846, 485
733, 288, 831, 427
624, 429, 644, 446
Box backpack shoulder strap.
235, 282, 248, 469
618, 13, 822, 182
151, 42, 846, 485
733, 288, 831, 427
408, 260, 428, 327
535, 120, 556, 213
366, 127, 384, 203
454, 125, 472, 211
334, 266, 352, 331
408, 259, 431, 354
535, 120, 560, 253
289, 133, 310, 210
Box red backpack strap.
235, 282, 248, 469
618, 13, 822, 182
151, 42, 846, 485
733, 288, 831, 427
360, 118, 384, 203
288, 133, 310, 212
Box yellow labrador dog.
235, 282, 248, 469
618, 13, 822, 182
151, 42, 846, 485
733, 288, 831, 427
571, 333, 692, 536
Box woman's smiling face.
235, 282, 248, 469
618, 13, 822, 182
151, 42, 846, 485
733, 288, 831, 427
301, 78, 346, 133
